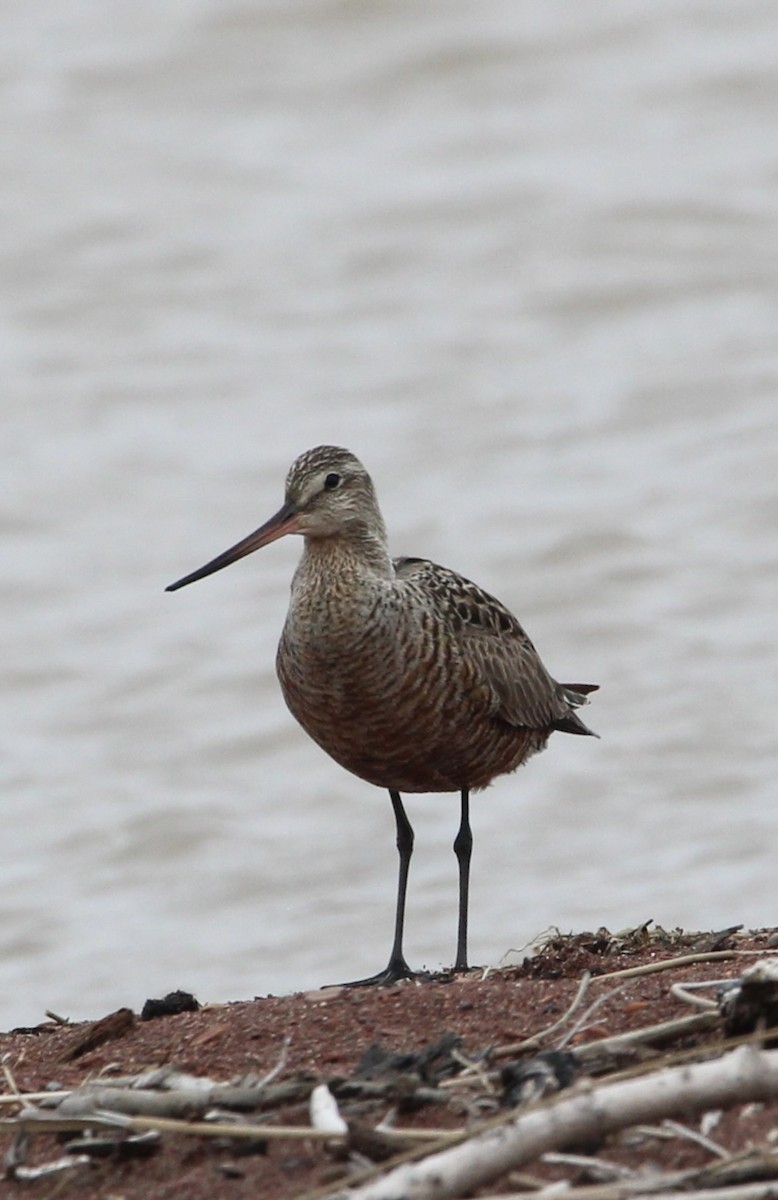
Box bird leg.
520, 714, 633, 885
383, 790, 415, 979
453, 788, 472, 972
341, 790, 415, 986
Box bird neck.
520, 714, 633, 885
300, 523, 393, 581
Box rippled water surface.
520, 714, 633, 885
1, 1, 777, 1029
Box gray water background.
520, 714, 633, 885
1, 0, 777, 1029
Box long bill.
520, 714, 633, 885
165, 501, 300, 592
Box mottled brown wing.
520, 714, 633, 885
393, 557, 572, 731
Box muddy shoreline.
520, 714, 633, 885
2, 925, 777, 1199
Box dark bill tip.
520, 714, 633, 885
165, 501, 299, 592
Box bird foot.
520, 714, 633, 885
338, 956, 416, 988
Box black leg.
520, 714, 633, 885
383, 790, 415, 977
341, 790, 415, 987
453, 787, 472, 972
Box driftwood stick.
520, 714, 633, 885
1, 1107, 459, 1144
493, 1007, 719, 1062
475, 1184, 778, 1200
52, 1078, 313, 1119
57, 1088, 213, 1120
495, 972, 594, 1055
572, 1011, 721, 1064
339, 1045, 778, 1200
0, 1076, 444, 1124
593, 948, 768, 983
0, 1109, 342, 1140
0, 1090, 72, 1108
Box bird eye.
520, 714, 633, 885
324, 472, 341, 491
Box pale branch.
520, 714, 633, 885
494, 1005, 719, 1064
572, 1011, 720, 1065
492, 972, 594, 1055
1, 1106, 459, 1144
338, 1045, 778, 1200
596, 950, 742, 982
476, 1184, 778, 1200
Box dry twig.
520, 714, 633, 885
336, 1044, 778, 1200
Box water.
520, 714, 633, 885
1, 0, 777, 1030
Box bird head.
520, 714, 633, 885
166, 445, 385, 592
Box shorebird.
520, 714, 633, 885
167, 446, 597, 984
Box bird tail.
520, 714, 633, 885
553, 682, 599, 737
561, 683, 599, 697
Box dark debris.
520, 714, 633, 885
501, 1049, 579, 1107
354, 1032, 462, 1084
141, 990, 201, 1020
